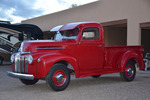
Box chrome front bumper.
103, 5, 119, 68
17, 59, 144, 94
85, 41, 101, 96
7, 71, 34, 80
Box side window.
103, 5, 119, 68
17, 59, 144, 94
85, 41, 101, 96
82, 28, 99, 40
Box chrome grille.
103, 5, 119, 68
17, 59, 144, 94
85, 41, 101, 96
15, 54, 28, 73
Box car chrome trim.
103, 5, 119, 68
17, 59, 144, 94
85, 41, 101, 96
25, 57, 28, 73
7, 71, 34, 80
21, 56, 24, 72
15, 53, 20, 72
20, 52, 30, 55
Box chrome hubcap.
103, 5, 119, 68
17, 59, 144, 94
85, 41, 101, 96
56, 73, 64, 83
126, 67, 134, 76
127, 68, 132, 74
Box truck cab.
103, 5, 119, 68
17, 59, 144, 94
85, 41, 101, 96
7, 22, 145, 91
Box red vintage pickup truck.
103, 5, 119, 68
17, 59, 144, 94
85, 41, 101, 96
7, 22, 145, 91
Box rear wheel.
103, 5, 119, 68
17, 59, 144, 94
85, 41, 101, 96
46, 63, 70, 91
20, 79, 39, 85
120, 60, 136, 82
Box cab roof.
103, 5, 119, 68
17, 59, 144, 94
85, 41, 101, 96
50, 22, 101, 32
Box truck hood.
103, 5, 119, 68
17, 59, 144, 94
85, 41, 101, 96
20, 39, 77, 53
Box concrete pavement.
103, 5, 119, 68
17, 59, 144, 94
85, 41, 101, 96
0, 63, 150, 100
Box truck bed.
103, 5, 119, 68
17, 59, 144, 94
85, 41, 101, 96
104, 46, 143, 70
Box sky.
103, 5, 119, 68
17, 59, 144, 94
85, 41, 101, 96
0, 0, 98, 23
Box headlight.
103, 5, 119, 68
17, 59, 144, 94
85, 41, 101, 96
28, 55, 33, 64
10, 55, 15, 63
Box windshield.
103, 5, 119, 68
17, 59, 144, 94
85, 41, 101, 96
61, 28, 79, 39
56, 28, 79, 40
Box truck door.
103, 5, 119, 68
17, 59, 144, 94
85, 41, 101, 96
77, 27, 104, 75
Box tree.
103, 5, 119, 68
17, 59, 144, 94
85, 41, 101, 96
70, 4, 78, 8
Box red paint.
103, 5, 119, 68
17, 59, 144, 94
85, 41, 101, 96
11, 22, 145, 79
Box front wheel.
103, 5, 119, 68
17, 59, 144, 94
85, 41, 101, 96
20, 79, 39, 85
120, 60, 136, 82
46, 63, 70, 91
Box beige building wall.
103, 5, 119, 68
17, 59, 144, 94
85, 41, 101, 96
22, 0, 150, 46
104, 27, 127, 46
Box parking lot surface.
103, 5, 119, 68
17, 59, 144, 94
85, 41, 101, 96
0, 63, 150, 100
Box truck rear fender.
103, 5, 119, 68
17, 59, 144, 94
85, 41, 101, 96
117, 51, 145, 72
36, 53, 79, 78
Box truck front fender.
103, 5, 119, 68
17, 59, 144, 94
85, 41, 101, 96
36, 53, 79, 78
117, 51, 145, 72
